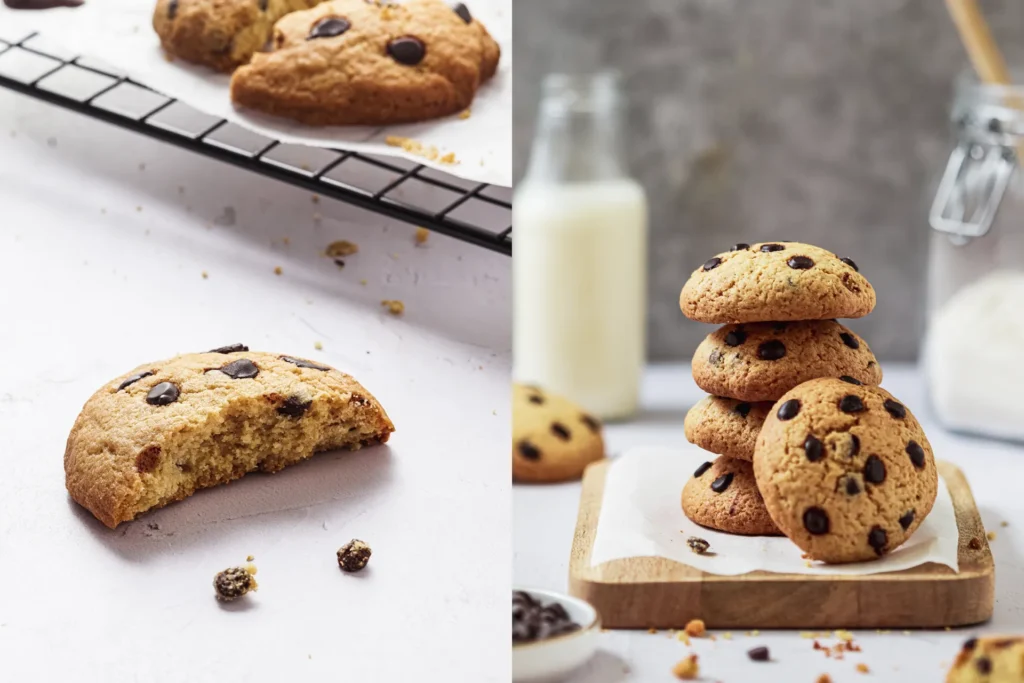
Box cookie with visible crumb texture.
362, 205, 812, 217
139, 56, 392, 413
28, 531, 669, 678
691, 320, 882, 402
65, 349, 394, 528
230, 0, 500, 125
513, 384, 604, 483
947, 636, 1024, 682
684, 396, 772, 461
679, 242, 875, 324
681, 456, 781, 536
753, 378, 937, 563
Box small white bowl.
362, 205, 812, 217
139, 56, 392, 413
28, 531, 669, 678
512, 587, 601, 682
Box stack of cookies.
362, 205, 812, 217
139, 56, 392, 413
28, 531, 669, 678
678, 242, 939, 562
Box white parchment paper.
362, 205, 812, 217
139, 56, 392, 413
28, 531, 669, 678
589, 446, 960, 576
0, 0, 511, 186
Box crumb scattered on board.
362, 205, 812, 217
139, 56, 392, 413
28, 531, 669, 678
382, 300, 405, 316
325, 240, 359, 258
385, 136, 458, 165
684, 619, 706, 638
671, 654, 699, 680
415, 227, 430, 245
647, 627, 657, 634
856, 663, 870, 674
314, 341, 323, 351
246, 555, 254, 562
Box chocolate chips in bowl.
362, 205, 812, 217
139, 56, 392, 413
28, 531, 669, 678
513, 590, 581, 643
511, 588, 600, 681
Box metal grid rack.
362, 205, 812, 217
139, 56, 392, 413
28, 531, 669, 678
0, 32, 512, 255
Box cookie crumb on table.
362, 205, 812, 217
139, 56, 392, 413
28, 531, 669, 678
684, 619, 706, 638
214, 564, 258, 601
201, 271, 208, 279
686, 536, 710, 555
458, 109, 471, 120
676, 631, 690, 645
415, 227, 430, 245
671, 654, 699, 680
987, 530, 997, 541
382, 300, 405, 316
311, 194, 319, 204
325, 240, 359, 258
856, 663, 870, 673
246, 555, 254, 562
816, 675, 833, 683
1001, 520, 1009, 527
274, 266, 283, 276
314, 341, 323, 351
337, 539, 372, 572
836, 630, 854, 642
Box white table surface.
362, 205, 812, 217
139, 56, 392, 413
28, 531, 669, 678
514, 364, 1024, 683
0, 87, 510, 681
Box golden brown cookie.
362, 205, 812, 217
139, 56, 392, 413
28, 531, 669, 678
683, 395, 772, 461
153, 0, 327, 72
65, 347, 394, 528
230, 0, 500, 125
753, 378, 938, 563
512, 384, 604, 483
947, 636, 1024, 683
679, 242, 875, 324
691, 320, 882, 402
681, 456, 781, 536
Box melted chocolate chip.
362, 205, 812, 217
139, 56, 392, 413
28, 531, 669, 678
528, 394, 544, 404
868, 526, 888, 555
963, 637, 978, 651
777, 399, 801, 420
275, 396, 311, 417
281, 355, 331, 371
839, 395, 866, 413
977, 657, 992, 674
702, 257, 722, 271
453, 2, 472, 23
581, 414, 600, 433
899, 509, 915, 530
693, 461, 713, 478
550, 422, 571, 440
117, 370, 153, 392
387, 36, 426, 65
168, 0, 178, 19
863, 454, 886, 484
518, 441, 540, 461
308, 17, 351, 40
208, 343, 249, 354
845, 478, 861, 495
840, 332, 860, 349
757, 340, 786, 361
146, 382, 180, 406
804, 435, 824, 462
724, 329, 747, 347
760, 244, 785, 252
710, 472, 733, 493
906, 441, 926, 468
884, 399, 906, 419
259, 0, 268, 10
734, 402, 752, 418
787, 255, 815, 270
803, 507, 830, 535
839, 375, 862, 385
218, 359, 259, 380
708, 348, 724, 366
840, 257, 859, 272
849, 434, 861, 457
731, 243, 749, 251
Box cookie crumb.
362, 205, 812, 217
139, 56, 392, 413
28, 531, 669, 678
671, 654, 699, 680
382, 300, 405, 316
1001, 520, 1009, 527
213, 565, 258, 601
751, 629, 760, 636
987, 530, 997, 541
325, 240, 359, 258
945, 626, 952, 631
314, 341, 323, 351
903, 630, 911, 635
458, 108, 471, 120
282, 237, 290, 246
440, 152, 457, 165
136, 206, 142, 212
968, 537, 983, 550
856, 663, 869, 674
836, 630, 854, 642
360, 279, 368, 286
722, 632, 733, 640
312, 194, 320, 203
313, 212, 322, 221
686, 536, 710, 555
684, 619, 706, 638
747, 646, 770, 662
246, 555, 254, 562
816, 675, 833, 683
647, 627, 657, 634
805, 560, 813, 568
676, 631, 691, 645
201, 271, 208, 279
274, 266, 283, 276
386, 135, 441, 162
334, 259, 345, 268
415, 227, 430, 245
337, 539, 371, 572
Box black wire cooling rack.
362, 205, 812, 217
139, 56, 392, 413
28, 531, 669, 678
0, 32, 512, 255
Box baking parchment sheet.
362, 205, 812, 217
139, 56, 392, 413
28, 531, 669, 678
0, 0, 511, 186
589, 446, 959, 576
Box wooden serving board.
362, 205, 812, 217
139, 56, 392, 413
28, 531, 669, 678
568, 461, 994, 629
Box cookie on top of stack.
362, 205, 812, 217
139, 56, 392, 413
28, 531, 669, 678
679, 242, 938, 563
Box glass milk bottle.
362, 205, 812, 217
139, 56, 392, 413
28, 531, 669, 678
513, 72, 648, 420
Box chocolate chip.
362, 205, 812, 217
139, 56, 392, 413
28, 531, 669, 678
308, 17, 351, 40
725, 329, 747, 347
453, 2, 472, 22
840, 332, 860, 349
803, 507, 830, 535
963, 637, 978, 651
710, 472, 733, 493
387, 36, 426, 65
864, 454, 886, 484
734, 402, 752, 418
528, 394, 544, 404
747, 647, 770, 662
849, 434, 861, 457
731, 243, 749, 251
218, 359, 259, 380
168, 0, 178, 19
702, 257, 722, 271
840, 257, 859, 272
884, 399, 906, 419
336, 539, 371, 572
777, 399, 801, 420
845, 478, 861, 495
977, 657, 992, 674
839, 375, 862, 385
581, 414, 600, 433
906, 441, 926, 468
259, 0, 268, 10
839, 395, 865, 413
146, 382, 179, 406
899, 510, 915, 530
757, 340, 786, 361
787, 255, 814, 269
708, 348, 724, 366
868, 526, 888, 555
280, 355, 331, 371
208, 343, 248, 354
277, 396, 312, 417
760, 244, 785, 252
804, 435, 824, 462
772, 322, 788, 332
693, 461, 713, 478
550, 422, 571, 440
117, 370, 153, 391
518, 440, 540, 461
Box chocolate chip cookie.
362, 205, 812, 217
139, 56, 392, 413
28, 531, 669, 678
684, 395, 772, 461
65, 348, 394, 528
230, 0, 500, 125
681, 456, 781, 536
691, 320, 882, 402
153, 0, 327, 72
513, 384, 604, 483
679, 242, 875, 324
753, 378, 937, 563
947, 636, 1024, 682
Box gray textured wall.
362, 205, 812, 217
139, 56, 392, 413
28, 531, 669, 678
514, 0, 1024, 360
